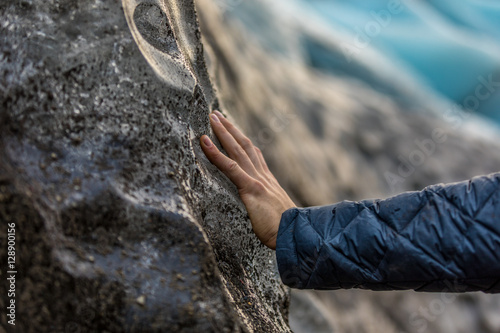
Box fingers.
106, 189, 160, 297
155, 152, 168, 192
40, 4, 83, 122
213, 111, 264, 171
209, 112, 259, 177
200, 135, 255, 190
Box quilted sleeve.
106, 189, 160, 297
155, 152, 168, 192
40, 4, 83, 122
276, 173, 500, 293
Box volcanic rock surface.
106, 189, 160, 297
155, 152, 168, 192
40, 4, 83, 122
1, 0, 500, 332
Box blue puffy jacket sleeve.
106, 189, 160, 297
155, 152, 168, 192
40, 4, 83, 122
276, 173, 500, 293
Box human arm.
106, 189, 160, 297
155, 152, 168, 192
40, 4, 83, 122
200, 111, 500, 293
277, 173, 500, 293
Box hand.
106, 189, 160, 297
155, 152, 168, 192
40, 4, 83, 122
200, 111, 296, 250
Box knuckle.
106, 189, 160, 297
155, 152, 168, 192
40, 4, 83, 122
250, 180, 266, 194
226, 160, 239, 172
232, 146, 247, 158
239, 179, 265, 197
241, 138, 254, 150
255, 147, 265, 159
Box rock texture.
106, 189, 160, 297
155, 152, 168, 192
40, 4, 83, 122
1, 0, 500, 332
0, 1, 289, 332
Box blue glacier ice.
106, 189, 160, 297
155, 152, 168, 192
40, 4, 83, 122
225, 0, 500, 124
302, 0, 500, 123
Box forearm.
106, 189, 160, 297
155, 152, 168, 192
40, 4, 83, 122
276, 173, 500, 293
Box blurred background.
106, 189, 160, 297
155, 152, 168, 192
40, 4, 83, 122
219, 0, 500, 125
201, 0, 500, 332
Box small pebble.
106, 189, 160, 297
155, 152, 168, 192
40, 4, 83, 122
70, 133, 82, 144
136, 295, 146, 306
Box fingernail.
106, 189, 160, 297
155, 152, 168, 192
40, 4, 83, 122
214, 110, 224, 118
203, 135, 213, 147
210, 114, 220, 123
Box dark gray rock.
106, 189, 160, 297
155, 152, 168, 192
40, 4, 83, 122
0, 0, 289, 332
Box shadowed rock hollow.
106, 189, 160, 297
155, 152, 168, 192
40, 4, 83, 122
1, 0, 499, 332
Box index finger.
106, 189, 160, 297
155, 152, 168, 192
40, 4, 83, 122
213, 111, 263, 171
200, 135, 256, 190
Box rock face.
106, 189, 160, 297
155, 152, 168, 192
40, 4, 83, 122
0, 0, 289, 332
1, 0, 500, 333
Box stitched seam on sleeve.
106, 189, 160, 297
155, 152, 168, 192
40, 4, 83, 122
289, 209, 302, 288
433, 181, 500, 240
430, 190, 477, 274
485, 278, 500, 293
304, 242, 328, 288
277, 209, 302, 287
472, 185, 498, 220
301, 210, 328, 288
398, 192, 430, 233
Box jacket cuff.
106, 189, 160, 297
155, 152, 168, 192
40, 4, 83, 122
276, 208, 303, 288
276, 207, 324, 289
